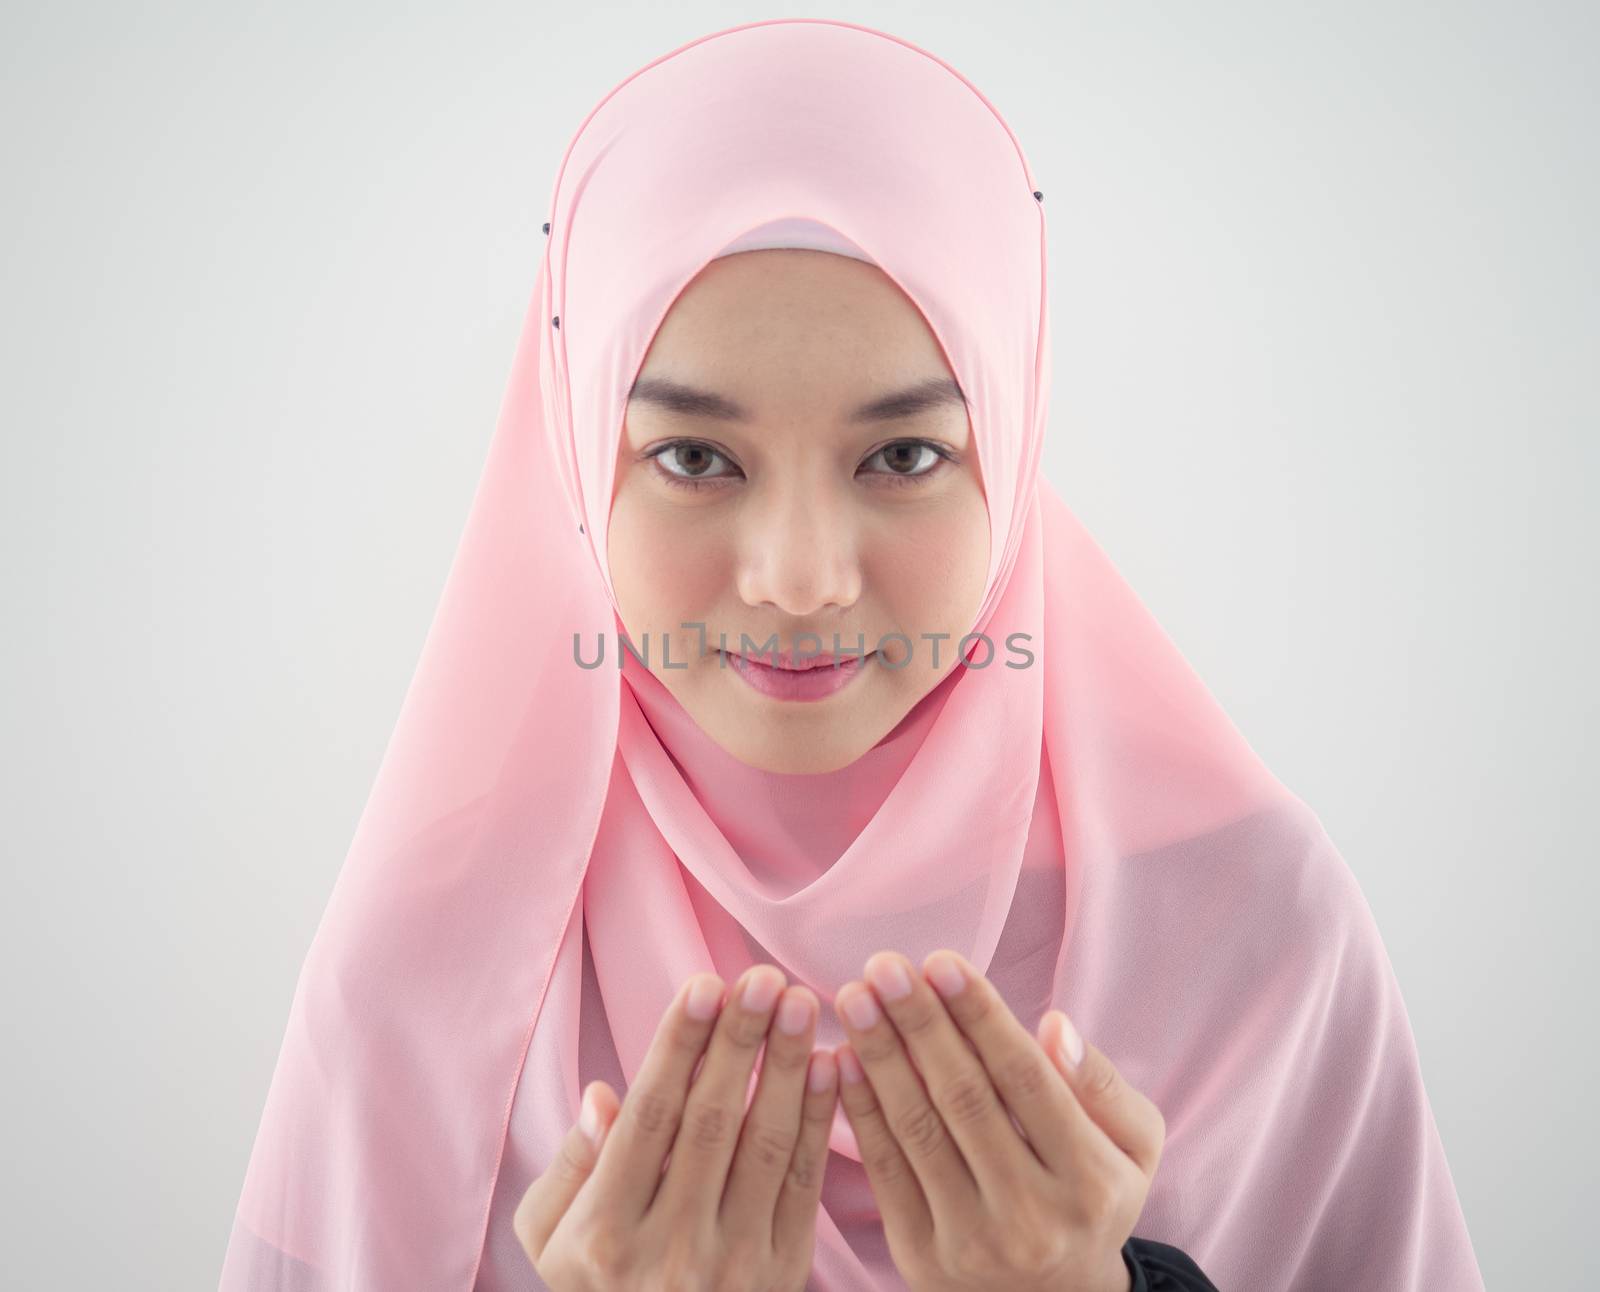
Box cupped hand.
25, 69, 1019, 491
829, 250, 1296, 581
513, 964, 840, 1291
831, 950, 1164, 1292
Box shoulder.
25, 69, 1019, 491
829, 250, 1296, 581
1111, 799, 1389, 988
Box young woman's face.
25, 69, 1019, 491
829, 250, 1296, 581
607, 249, 989, 773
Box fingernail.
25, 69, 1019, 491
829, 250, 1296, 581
808, 1049, 837, 1092
925, 952, 966, 999
777, 990, 814, 1035
836, 1046, 865, 1084
741, 967, 783, 1013
866, 956, 913, 1001
578, 1089, 602, 1147
841, 984, 882, 1029
686, 976, 724, 1021
1054, 1013, 1084, 1068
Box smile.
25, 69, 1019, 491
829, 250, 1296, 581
719, 649, 877, 701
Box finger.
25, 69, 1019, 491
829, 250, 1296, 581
833, 978, 977, 1218
922, 948, 1097, 1177
588, 971, 727, 1217
656, 964, 788, 1216
1041, 1010, 1166, 1178
720, 983, 822, 1234
832, 1043, 933, 1246
512, 1080, 620, 1264
771, 1048, 841, 1255
865, 950, 1046, 1199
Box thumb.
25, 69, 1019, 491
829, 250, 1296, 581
511, 1080, 619, 1264
1040, 1011, 1164, 1176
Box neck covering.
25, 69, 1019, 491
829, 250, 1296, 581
220, 18, 1484, 1292
621, 644, 952, 894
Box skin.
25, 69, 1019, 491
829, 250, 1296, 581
605, 247, 991, 774
514, 967, 837, 1291
513, 955, 1157, 1292
829, 952, 1158, 1292
517, 251, 1159, 1288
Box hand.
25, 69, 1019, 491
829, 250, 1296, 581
513, 964, 840, 1291
830, 950, 1164, 1292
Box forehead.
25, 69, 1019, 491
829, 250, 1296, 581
620, 251, 973, 454
656, 249, 933, 341
639, 251, 955, 390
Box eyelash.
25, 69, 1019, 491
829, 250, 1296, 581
644, 439, 959, 492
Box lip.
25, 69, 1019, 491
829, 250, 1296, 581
733, 649, 863, 671
720, 649, 876, 701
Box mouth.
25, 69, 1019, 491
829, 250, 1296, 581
721, 648, 876, 671
716, 646, 878, 701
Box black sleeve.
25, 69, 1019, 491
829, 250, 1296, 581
1121, 1235, 1222, 1291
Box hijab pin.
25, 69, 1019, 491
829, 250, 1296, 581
1033, 190, 1044, 201
542, 222, 551, 234
552, 316, 560, 328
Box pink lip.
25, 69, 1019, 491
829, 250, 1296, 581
737, 649, 862, 671
721, 649, 876, 701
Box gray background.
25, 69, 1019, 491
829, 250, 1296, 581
4, 1, 1594, 1287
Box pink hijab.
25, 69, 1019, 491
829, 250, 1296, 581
220, 18, 1484, 1291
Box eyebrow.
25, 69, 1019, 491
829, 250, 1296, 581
626, 375, 967, 423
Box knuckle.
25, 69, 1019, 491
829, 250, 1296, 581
998, 1048, 1052, 1101
893, 998, 942, 1038
722, 1009, 771, 1052
948, 1230, 1005, 1281
934, 1070, 996, 1126
785, 1148, 820, 1193
854, 1030, 901, 1065
575, 1223, 630, 1280
864, 1137, 912, 1184
551, 1135, 593, 1185
1009, 1195, 1075, 1265
890, 1100, 949, 1158
1068, 1171, 1120, 1232
630, 1086, 681, 1138
1010, 1224, 1071, 1274
667, 1017, 712, 1059
761, 1038, 812, 1075
683, 1098, 736, 1150
803, 1086, 837, 1125
1083, 1054, 1123, 1103
743, 1117, 799, 1172
856, 1109, 913, 1183
958, 982, 1000, 1026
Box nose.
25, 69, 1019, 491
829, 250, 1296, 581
735, 481, 862, 618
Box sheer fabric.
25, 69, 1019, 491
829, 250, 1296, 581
220, 17, 1484, 1292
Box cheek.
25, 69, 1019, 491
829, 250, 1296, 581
608, 494, 729, 634
864, 493, 991, 639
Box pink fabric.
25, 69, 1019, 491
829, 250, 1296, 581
219, 17, 1485, 1292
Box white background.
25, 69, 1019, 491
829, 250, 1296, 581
3, 1, 1594, 1286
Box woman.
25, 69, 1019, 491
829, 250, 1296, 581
220, 18, 1485, 1292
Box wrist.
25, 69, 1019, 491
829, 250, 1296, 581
1092, 1244, 1136, 1292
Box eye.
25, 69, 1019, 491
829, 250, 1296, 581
859, 439, 956, 486
646, 440, 742, 491
642, 437, 958, 493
